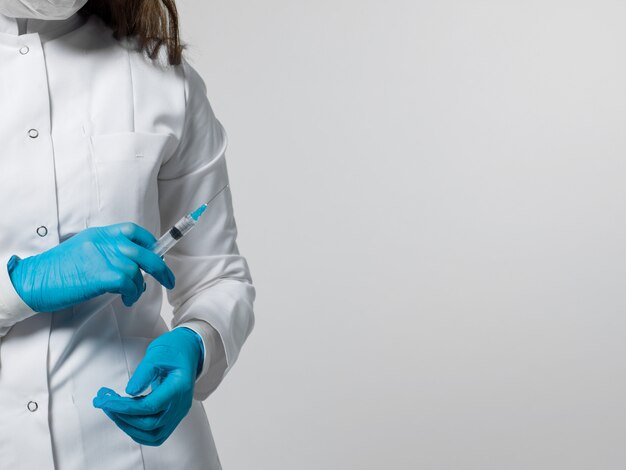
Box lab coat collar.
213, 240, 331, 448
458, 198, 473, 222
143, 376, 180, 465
0, 11, 89, 42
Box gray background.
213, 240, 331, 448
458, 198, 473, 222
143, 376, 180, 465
161, 1, 626, 468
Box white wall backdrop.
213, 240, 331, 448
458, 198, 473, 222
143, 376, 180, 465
162, 1, 626, 468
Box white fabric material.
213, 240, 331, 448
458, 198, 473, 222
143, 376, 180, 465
172, 320, 228, 391
0, 253, 38, 335
0, 0, 88, 20
0, 11, 255, 470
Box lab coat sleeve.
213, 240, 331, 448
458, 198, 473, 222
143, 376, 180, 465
0, 252, 39, 338
173, 319, 228, 391
157, 57, 256, 402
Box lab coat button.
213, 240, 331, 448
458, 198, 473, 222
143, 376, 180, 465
28, 128, 39, 138
19, 46, 29, 55
27, 401, 38, 412
36, 226, 48, 237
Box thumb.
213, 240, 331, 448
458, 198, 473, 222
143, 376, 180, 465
126, 359, 159, 396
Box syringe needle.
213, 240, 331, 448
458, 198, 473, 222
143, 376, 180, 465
206, 183, 229, 206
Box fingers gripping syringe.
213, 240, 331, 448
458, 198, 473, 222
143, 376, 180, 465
150, 183, 230, 258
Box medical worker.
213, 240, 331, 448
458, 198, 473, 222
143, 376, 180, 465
0, 0, 255, 469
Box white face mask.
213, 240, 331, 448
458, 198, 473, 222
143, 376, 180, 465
0, 0, 88, 20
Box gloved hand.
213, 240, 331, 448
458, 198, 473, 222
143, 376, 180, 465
92, 327, 204, 446
8, 222, 175, 312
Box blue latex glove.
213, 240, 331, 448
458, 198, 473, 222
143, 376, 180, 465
92, 327, 204, 446
8, 222, 175, 311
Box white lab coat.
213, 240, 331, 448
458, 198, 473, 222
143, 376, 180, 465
0, 11, 255, 470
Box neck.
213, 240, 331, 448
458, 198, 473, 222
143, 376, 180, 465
16, 18, 26, 35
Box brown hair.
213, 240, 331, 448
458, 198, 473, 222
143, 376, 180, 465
78, 0, 187, 67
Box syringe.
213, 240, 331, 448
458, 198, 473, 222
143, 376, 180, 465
150, 183, 230, 258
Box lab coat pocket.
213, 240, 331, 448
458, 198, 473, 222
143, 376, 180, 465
88, 132, 178, 227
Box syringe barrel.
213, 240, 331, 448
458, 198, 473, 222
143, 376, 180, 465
151, 214, 197, 257
173, 214, 196, 237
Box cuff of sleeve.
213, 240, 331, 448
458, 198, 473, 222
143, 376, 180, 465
175, 325, 204, 378
173, 319, 227, 398
0, 253, 38, 331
